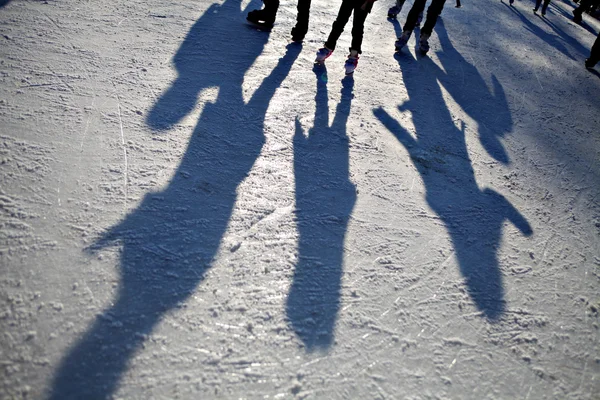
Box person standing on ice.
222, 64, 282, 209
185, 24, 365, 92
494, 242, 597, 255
394, 0, 447, 54
314, 0, 378, 74
572, 0, 600, 23
585, 32, 600, 68
533, 0, 550, 15
247, 0, 312, 41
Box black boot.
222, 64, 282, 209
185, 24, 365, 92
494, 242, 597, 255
247, 9, 275, 28
291, 24, 308, 42
247, 0, 279, 29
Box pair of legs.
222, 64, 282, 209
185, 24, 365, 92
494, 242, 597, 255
534, 0, 550, 14
315, 0, 372, 73
402, 0, 447, 37
247, 0, 311, 40
324, 0, 373, 54
573, 0, 600, 22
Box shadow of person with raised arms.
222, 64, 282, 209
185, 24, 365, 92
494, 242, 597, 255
374, 46, 532, 321
49, 0, 301, 398
286, 71, 356, 350
432, 19, 514, 165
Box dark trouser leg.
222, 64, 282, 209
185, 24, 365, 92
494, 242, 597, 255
403, 0, 427, 32
589, 33, 600, 65
421, 0, 446, 36
261, 0, 280, 20
541, 0, 550, 12
293, 0, 312, 37
350, 3, 371, 53
456, 0, 461, 7
325, 0, 355, 51
534, 0, 542, 10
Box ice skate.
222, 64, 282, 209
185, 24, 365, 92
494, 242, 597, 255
585, 57, 597, 68
247, 9, 275, 29
315, 47, 333, 64
395, 31, 411, 52
345, 50, 359, 75
291, 24, 308, 42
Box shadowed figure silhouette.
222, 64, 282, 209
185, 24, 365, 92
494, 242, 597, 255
433, 19, 513, 164
48, 1, 300, 398
286, 70, 356, 350
374, 47, 532, 320
503, 2, 595, 55
389, 18, 513, 164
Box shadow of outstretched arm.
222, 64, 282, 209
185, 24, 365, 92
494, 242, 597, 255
49, 15, 299, 399
373, 106, 417, 149
483, 188, 533, 237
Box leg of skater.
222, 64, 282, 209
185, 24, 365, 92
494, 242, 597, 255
586, 32, 600, 68
345, 0, 372, 73
419, 0, 447, 54
541, 0, 550, 15
292, 0, 312, 41
316, 0, 355, 62
396, 0, 428, 51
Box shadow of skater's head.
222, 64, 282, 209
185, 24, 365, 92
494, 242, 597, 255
145, 0, 271, 131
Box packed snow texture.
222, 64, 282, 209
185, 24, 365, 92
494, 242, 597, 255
0, 0, 599, 398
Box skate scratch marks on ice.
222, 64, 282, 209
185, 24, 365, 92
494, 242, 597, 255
80, 98, 95, 152
533, 68, 543, 90
116, 94, 128, 210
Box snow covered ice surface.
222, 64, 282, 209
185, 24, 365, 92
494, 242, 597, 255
0, 0, 599, 398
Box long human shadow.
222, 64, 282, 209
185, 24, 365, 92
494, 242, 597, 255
374, 51, 533, 321
538, 13, 598, 49
48, 1, 300, 398
286, 70, 356, 350
548, 3, 599, 35
504, 2, 593, 56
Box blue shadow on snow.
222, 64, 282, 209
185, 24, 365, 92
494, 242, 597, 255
48, 0, 300, 398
